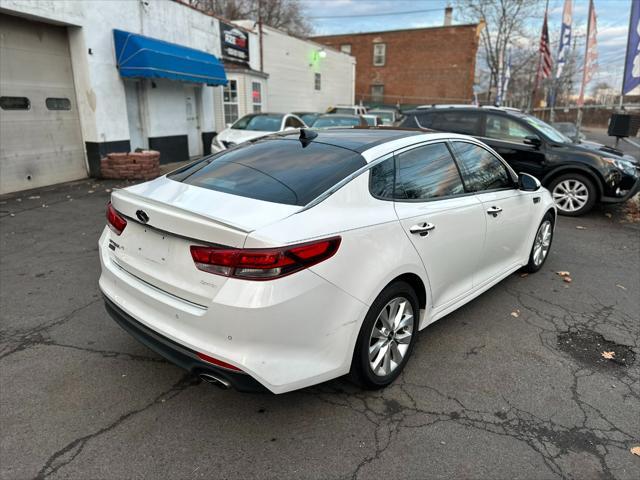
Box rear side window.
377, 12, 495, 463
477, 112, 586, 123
369, 157, 395, 199
395, 143, 464, 200
451, 141, 513, 192
401, 112, 433, 129
169, 139, 366, 206
285, 116, 304, 128
431, 111, 481, 135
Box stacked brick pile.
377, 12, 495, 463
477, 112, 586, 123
100, 151, 160, 180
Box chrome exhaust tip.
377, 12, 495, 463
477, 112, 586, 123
199, 373, 231, 390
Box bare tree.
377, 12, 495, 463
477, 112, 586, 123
187, 0, 313, 36
455, 0, 543, 103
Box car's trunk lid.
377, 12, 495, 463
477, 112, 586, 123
108, 177, 299, 305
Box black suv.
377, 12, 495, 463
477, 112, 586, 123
400, 106, 640, 215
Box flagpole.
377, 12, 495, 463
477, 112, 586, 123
530, 4, 546, 113
575, 0, 593, 142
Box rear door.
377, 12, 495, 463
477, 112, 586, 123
480, 113, 546, 179
450, 140, 532, 283
392, 142, 485, 309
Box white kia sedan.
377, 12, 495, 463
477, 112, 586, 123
100, 128, 556, 394
211, 113, 306, 152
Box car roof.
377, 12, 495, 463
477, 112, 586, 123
264, 127, 421, 153
404, 106, 529, 117
241, 112, 286, 117
317, 114, 361, 119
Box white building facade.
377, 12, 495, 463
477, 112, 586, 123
0, 0, 355, 194
234, 21, 356, 116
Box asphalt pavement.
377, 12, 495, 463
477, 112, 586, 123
1, 177, 639, 480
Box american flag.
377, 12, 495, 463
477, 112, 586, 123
539, 12, 553, 80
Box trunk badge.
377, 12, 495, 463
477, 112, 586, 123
136, 210, 149, 224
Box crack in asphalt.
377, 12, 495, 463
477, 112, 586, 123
0, 299, 166, 364
34, 374, 198, 479
0, 299, 102, 361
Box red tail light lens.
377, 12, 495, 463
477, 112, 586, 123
190, 237, 341, 280
196, 352, 243, 372
106, 201, 127, 235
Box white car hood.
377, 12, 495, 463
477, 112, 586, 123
217, 128, 275, 145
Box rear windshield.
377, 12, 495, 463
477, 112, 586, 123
232, 114, 283, 131
169, 138, 366, 206
313, 116, 361, 128
331, 107, 356, 114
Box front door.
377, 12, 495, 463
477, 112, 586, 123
481, 113, 547, 179
392, 142, 486, 309
450, 140, 532, 283
184, 85, 201, 157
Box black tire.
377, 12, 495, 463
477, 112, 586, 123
547, 173, 597, 216
523, 211, 555, 273
350, 281, 419, 389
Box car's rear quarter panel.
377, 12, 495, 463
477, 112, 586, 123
246, 173, 430, 316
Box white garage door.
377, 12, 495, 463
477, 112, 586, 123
0, 14, 86, 194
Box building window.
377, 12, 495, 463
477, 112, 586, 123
0, 96, 30, 110
252, 81, 262, 113
340, 44, 351, 54
373, 43, 386, 66
46, 98, 71, 111
315, 73, 321, 91
371, 85, 384, 103
223, 79, 239, 125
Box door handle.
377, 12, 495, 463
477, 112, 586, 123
409, 222, 436, 236
486, 206, 503, 217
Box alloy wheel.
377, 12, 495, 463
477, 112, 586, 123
368, 297, 414, 377
552, 179, 589, 213
533, 220, 552, 266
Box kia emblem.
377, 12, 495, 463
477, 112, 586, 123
136, 210, 149, 224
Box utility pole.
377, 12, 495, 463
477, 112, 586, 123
258, 0, 264, 73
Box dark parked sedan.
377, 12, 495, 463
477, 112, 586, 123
400, 106, 639, 215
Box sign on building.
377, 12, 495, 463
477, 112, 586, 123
220, 22, 250, 65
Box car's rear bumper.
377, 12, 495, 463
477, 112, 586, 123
98, 228, 368, 394
103, 296, 266, 392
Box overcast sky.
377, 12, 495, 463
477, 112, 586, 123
301, 0, 631, 93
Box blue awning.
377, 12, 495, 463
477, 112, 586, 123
113, 29, 227, 86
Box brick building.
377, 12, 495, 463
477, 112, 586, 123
312, 20, 482, 108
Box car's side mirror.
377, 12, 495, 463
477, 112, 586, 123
284, 126, 297, 131
523, 136, 542, 148
519, 173, 541, 191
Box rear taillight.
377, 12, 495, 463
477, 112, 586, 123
106, 201, 127, 235
190, 237, 341, 281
